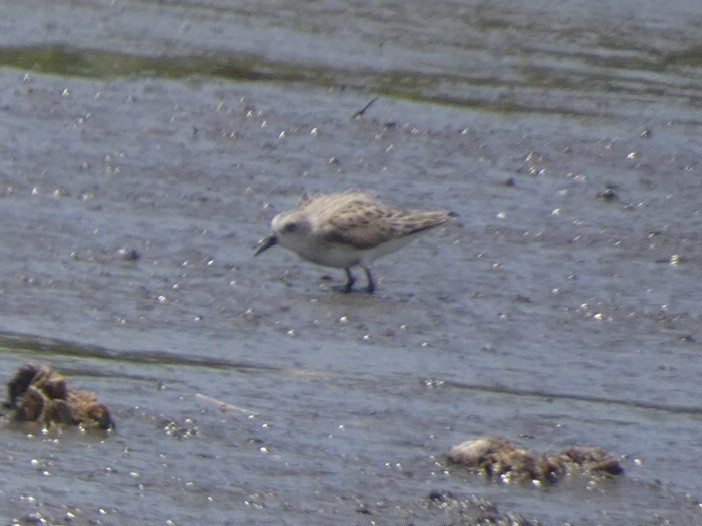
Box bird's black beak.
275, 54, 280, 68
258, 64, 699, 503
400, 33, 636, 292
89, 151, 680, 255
253, 234, 278, 256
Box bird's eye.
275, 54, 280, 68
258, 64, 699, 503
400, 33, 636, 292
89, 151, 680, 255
283, 222, 298, 233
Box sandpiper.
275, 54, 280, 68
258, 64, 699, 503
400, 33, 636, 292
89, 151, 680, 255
254, 190, 456, 293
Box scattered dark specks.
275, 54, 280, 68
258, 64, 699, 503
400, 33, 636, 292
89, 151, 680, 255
597, 183, 619, 202
428, 489, 452, 502
163, 419, 199, 439
118, 248, 141, 261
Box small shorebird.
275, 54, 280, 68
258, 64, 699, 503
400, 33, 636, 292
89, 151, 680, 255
254, 190, 456, 293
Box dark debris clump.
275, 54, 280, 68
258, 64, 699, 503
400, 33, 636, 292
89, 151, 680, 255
447, 436, 623, 485
4, 364, 114, 430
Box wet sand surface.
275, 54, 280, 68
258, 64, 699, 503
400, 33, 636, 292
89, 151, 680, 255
1, 1, 702, 524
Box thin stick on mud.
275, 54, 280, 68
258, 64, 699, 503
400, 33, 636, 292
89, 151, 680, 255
352, 96, 379, 118
195, 393, 258, 415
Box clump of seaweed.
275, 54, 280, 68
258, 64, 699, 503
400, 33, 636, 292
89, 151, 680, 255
4, 364, 114, 430
448, 436, 622, 485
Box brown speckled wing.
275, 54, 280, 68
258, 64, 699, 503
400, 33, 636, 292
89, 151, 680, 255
323, 202, 451, 249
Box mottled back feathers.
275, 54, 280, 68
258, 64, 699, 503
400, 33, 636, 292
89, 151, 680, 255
294, 191, 454, 249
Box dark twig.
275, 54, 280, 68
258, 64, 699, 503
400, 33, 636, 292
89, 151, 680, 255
352, 97, 379, 119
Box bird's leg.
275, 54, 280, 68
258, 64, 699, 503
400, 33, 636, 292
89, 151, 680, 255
339, 267, 355, 293
362, 266, 375, 294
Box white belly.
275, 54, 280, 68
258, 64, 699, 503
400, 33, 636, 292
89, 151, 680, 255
280, 232, 421, 269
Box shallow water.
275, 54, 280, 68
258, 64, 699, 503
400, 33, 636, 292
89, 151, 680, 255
1, 0, 701, 524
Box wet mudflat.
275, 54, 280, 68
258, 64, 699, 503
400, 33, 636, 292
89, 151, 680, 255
1, 0, 702, 524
